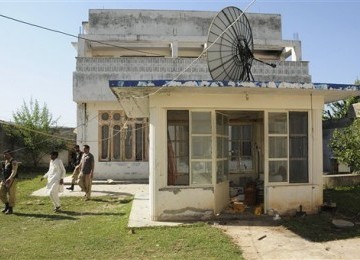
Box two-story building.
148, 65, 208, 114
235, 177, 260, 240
73, 9, 360, 220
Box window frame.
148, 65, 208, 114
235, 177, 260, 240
267, 111, 309, 184
229, 123, 255, 173
166, 109, 230, 187
98, 110, 148, 162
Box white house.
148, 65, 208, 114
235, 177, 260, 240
73, 9, 360, 220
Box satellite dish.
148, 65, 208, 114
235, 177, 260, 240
207, 6, 276, 81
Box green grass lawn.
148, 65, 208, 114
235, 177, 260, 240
282, 185, 360, 242
0, 173, 243, 259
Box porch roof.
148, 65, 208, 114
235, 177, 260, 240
109, 80, 360, 104
109, 80, 360, 118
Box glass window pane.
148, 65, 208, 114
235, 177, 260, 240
269, 161, 287, 182
216, 113, 228, 135
242, 125, 252, 139
241, 158, 253, 171
113, 125, 121, 160
113, 112, 121, 121
101, 112, 109, 121
289, 112, 308, 183
231, 126, 241, 140
290, 159, 308, 183
223, 136, 228, 160
217, 160, 225, 182
125, 126, 133, 159
101, 125, 109, 160
290, 137, 308, 158
289, 112, 308, 135
217, 137, 223, 158
230, 140, 239, 161
269, 137, 287, 158
167, 110, 189, 186
269, 113, 287, 134
191, 161, 212, 184
192, 112, 211, 134
135, 123, 143, 161
192, 136, 211, 159
242, 141, 252, 156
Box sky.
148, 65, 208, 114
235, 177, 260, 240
0, 0, 359, 127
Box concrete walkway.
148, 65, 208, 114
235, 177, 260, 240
32, 178, 360, 259
32, 177, 181, 227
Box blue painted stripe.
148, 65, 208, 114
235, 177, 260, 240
109, 80, 360, 91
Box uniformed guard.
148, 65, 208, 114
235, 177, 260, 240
0, 150, 18, 214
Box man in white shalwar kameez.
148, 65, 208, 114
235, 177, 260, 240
41, 151, 66, 212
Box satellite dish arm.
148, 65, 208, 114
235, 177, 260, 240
253, 57, 277, 68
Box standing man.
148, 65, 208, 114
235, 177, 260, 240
41, 151, 66, 212
77, 145, 94, 201
0, 150, 18, 214
66, 145, 83, 191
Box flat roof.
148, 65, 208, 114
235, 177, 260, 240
109, 80, 360, 103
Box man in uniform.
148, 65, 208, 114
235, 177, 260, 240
66, 145, 83, 191
0, 150, 18, 214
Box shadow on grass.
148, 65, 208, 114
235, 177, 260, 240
90, 190, 134, 197
281, 213, 360, 242
59, 210, 127, 217
13, 210, 126, 220
14, 212, 78, 220
90, 197, 133, 203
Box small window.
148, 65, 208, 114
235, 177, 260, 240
101, 112, 110, 121
113, 113, 121, 121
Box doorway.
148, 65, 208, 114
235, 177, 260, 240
219, 110, 264, 215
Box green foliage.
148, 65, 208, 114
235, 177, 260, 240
323, 95, 360, 120
330, 119, 360, 171
4, 98, 66, 167
323, 79, 360, 120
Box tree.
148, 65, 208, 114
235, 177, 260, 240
328, 79, 360, 171
4, 98, 66, 167
330, 119, 360, 171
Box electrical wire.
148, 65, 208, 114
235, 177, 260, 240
0, 1, 258, 99
1, 1, 257, 153
0, 113, 148, 154
0, 13, 165, 57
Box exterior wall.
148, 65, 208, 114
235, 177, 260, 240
76, 101, 149, 180
73, 57, 310, 103
86, 10, 281, 40
149, 90, 324, 220
323, 174, 360, 189
214, 181, 230, 214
